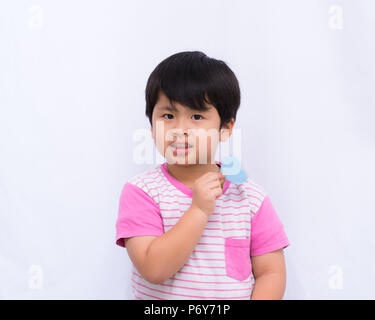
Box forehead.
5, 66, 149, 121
154, 91, 214, 113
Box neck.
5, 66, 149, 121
166, 161, 221, 188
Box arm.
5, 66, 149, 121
250, 249, 287, 300
125, 205, 209, 284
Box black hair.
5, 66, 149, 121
145, 51, 241, 130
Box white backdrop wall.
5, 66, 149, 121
1, 0, 374, 299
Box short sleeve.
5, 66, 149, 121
115, 182, 164, 248
250, 195, 290, 256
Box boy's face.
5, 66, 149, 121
151, 90, 234, 165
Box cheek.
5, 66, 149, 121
193, 134, 219, 157
152, 120, 169, 143
195, 132, 219, 148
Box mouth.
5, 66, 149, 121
170, 142, 193, 155
170, 142, 193, 149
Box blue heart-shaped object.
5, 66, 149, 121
220, 155, 248, 184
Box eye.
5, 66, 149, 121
192, 115, 203, 120
162, 114, 174, 120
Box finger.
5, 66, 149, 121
209, 171, 226, 181
213, 187, 223, 199
209, 176, 224, 186
207, 181, 220, 189
207, 180, 224, 190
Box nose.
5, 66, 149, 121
172, 118, 189, 137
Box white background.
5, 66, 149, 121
1, 0, 374, 299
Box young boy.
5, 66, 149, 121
115, 51, 290, 300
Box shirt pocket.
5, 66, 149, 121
224, 237, 252, 281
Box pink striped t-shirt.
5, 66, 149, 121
115, 160, 290, 300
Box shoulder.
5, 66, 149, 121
121, 163, 164, 203
241, 177, 268, 217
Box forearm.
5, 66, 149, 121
250, 272, 286, 300
145, 205, 209, 284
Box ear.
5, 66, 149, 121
220, 118, 235, 142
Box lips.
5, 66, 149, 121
171, 143, 192, 156
170, 142, 193, 148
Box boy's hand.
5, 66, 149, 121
191, 171, 226, 217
